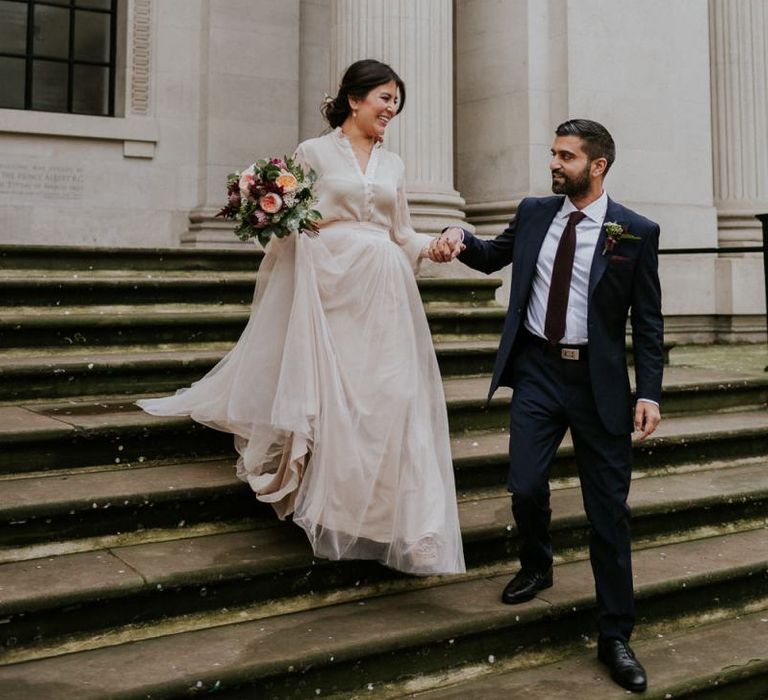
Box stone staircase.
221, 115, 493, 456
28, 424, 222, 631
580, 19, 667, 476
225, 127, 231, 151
0, 244, 766, 699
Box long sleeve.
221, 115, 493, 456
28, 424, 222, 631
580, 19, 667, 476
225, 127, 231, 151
457, 198, 530, 274
630, 224, 664, 404
292, 143, 310, 173
391, 170, 432, 272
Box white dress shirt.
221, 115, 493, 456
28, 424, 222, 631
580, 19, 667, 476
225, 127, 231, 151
525, 192, 607, 345
523, 192, 658, 407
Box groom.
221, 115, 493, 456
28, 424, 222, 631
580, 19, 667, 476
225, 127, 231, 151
429, 119, 663, 692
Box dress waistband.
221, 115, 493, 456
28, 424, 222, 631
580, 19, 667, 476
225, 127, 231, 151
319, 220, 390, 237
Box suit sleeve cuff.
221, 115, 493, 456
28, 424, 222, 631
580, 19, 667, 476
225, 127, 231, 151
636, 398, 659, 407
440, 226, 465, 242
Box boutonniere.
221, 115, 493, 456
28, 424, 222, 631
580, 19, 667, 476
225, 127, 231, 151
602, 221, 641, 256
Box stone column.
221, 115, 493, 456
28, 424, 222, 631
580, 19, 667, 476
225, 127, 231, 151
710, 0, 768, 246
184, 1, 301, 247
329, 0, 466, 234
709, 0, 767, 334
455, 0, 568, 237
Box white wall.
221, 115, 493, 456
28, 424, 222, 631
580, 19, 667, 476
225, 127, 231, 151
0, 0, 301, 248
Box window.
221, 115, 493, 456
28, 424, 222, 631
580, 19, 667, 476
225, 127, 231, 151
0, 0, 117, 116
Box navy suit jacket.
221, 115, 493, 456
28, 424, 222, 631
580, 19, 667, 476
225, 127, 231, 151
458, 195, 664, 436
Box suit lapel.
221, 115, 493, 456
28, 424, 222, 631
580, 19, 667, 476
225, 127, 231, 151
588, 196, 620, 301
521, 197, 563, 279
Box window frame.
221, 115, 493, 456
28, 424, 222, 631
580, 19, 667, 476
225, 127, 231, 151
0, 0, 118, 116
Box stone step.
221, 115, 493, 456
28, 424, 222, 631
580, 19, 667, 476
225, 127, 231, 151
1, 362, 766, 476
0, 244, 265, 272
3, 454, 766, 568
0, 459, 261, 547
0, 304, 508, 348
0, 339, 502, 401
443, 367, 768, 430
0, 401, 233, 476
1, 378, 766, 480
0, 271, 502, 307
412, 609, 768, 699
0, 330, 687, 402
1, 459, 766, 655
2, 402, 766, 551
453, 407, 768, 490
0, 527, 765, 698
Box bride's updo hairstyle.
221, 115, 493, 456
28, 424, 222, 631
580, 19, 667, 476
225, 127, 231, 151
321, 59, 406, 128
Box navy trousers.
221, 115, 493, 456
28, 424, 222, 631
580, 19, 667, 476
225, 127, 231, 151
507, 332, 635, 642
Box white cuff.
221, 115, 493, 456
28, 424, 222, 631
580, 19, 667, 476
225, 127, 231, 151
636, 398, 659, 407
441, 226, 465, 242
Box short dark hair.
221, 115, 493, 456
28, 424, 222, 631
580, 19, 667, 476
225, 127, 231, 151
321, 59, 406, 129
555, 119, 615, 173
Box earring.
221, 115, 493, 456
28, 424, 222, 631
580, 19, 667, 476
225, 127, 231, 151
353, 108, 358, 119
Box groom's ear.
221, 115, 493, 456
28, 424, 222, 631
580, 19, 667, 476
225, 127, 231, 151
591, 157, 609, 179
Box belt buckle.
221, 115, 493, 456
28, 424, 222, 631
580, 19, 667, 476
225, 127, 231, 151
561, 347, 580, 361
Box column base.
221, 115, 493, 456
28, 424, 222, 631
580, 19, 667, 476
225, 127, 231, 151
464, 200, 520, 236
717, 208, 768, 246
407, 190, 472, 235
183, 207, 252, 249
663, 314, 767, 344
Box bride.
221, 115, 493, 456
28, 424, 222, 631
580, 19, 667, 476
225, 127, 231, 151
138, 59, 465, 575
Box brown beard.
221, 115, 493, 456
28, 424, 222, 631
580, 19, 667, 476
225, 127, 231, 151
551, 162, 591, 198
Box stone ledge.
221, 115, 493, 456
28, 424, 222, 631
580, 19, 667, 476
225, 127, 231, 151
0, 110, 158, 149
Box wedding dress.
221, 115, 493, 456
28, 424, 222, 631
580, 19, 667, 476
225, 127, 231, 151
137, 128, 465, 575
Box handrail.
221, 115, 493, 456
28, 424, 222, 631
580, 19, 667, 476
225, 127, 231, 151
659, 246, 763, 254
757, 215, 768, 364
657, 217, 766, 368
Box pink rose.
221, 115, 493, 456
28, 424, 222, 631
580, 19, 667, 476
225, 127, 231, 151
259, 192, 283, 214
238, 167, 256, 200
250, 209, 269, 228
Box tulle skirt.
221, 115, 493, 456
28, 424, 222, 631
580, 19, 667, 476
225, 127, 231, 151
137, 222, 465, 575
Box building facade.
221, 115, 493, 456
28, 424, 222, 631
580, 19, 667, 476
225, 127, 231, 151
0, 0, 765, 342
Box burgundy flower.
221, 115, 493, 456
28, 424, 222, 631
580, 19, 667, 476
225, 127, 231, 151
261, 179, 281, 195
249, 209, 269, 228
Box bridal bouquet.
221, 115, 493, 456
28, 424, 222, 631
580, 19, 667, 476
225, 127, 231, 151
216, 156, 321, 246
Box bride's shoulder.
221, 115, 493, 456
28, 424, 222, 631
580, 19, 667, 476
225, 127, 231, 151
380, 147, 406, 175
293, 130, 336, 164
298, 130, 335, 152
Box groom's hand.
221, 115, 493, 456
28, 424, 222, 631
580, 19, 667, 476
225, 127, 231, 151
428, 227, 465, 263
633, 400, 661, 440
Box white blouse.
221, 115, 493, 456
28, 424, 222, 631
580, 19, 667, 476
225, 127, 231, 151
294, 128, 432, 267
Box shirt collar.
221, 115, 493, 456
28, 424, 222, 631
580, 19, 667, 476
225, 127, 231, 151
559, 191, 608, 224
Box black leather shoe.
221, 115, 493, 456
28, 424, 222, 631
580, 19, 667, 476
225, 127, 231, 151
598, 638, 648, 692
500, 567, 553, 604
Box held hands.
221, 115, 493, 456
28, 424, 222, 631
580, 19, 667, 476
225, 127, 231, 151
633, 400, 661, 440
427, 227, 466, 263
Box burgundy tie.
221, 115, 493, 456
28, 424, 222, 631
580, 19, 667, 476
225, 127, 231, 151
544, 210, 586, 345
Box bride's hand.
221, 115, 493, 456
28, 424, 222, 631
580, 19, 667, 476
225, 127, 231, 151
428, 228, 465, 263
